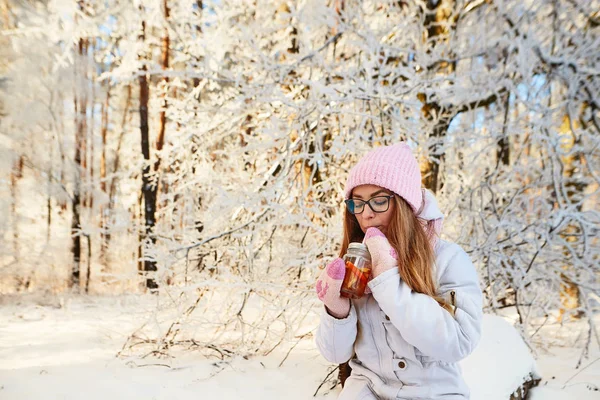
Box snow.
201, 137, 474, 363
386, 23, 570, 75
529, 348, 600, 400
461, 315, 539, 400
1, 295, 598, 400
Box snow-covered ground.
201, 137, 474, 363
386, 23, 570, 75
0, 294, 598, 400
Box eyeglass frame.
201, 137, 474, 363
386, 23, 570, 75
344, 195, 395, 215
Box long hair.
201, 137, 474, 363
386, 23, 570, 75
339, 195, 454, 314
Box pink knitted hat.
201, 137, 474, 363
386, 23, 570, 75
345, 143, 423, 212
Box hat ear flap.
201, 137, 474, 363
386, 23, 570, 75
416, 188, 426, 215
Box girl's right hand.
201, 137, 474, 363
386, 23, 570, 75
315, 258, 350, 319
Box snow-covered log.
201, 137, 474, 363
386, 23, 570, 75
462, 315, 541, 400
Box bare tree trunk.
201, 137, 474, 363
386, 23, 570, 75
58, 92, 68, 214
71, 140, 82, 290
71, 36, 87, 290
11, 155, 30, 291
138, 12, 158, 291
155, 0, 169, 206
156, 0, 169, 159
191, 1, 203, 102
84, 39, 95, 290
497, 92, 511, 167
100, 86, 109, 193
546, 2, 583, 320
100, 83, 110, 264
419, 0, 456, 193
10, 156, 23, 266
47, 145, 53, 241
88, 44, 95, 210
85, 234, 92, 293
80, 66, 88, 212
557, 114, 586, 321
105, 84, 132, 259
137, 190, 144, 274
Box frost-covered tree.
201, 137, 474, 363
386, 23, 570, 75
1, 0, 598, 359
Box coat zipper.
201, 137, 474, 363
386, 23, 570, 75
365, 296, 385, 380
449, 290, 457, 315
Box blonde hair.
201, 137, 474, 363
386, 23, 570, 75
339, 195, 454, 314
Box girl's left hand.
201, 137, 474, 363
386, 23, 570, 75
364, 227, 398, 278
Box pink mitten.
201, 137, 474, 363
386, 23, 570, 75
364, 227, 398, 278
315, 258, 351, 318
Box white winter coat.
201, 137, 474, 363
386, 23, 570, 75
315, 239, 484, 400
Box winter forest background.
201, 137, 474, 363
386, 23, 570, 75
1, 0, 599, 369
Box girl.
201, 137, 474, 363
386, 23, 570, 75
315, 143, 483, 400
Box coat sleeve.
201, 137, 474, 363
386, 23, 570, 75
368, 245, 483, 363
314, 303, 358, 364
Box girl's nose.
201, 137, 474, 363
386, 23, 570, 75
362, 205, 375, 219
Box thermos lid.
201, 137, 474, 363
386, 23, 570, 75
348, 242, 368, 251
347, 242, 371, 261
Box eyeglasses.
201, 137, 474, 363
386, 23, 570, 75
345, 195, 394, 215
